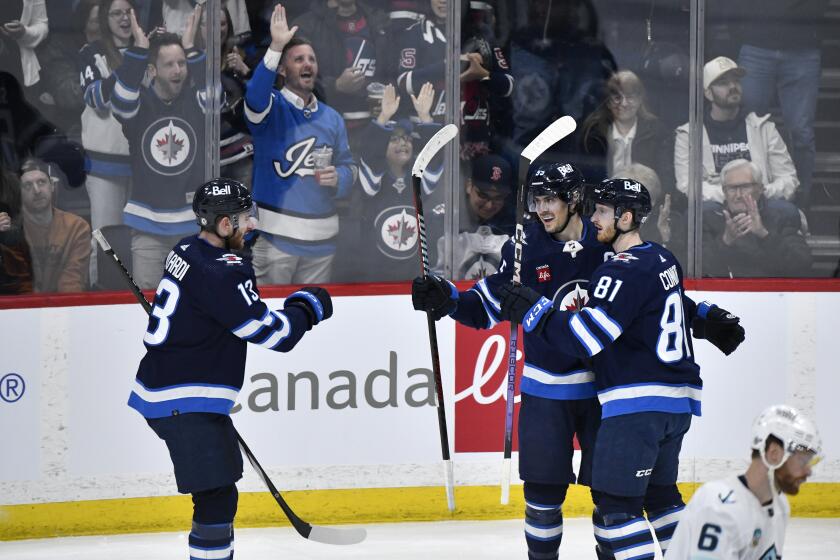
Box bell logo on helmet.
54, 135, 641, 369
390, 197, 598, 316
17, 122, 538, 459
624, 180, 642, 192
211, 185, 231, 196
558, 163, 574, 176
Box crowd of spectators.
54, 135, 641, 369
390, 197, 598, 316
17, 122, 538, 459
0, 0, 832, 295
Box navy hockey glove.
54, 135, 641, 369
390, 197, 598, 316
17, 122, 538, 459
498, 283, 554, 334
412, 275, 458, 320
285, 287, 333, 329
692, 301, 745, 355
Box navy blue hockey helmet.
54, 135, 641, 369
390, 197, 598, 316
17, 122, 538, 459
587, 177, 652, 227
527, 162, 586, 213
193, 178, 254, 231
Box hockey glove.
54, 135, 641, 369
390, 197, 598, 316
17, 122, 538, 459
285, 287, 333, 329
691, 301, 745, 355
498, 283, 554, 334
411, 275, 458, 320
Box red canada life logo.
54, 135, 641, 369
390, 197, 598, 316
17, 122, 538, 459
454, 321, 524, 452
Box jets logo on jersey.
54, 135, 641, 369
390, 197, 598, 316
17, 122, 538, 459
536, 264, 551, 283
611, 252, 638, 263
141, 117, 197, 176
461, 253, 501, 280
273, 137, 317, 178
217, 253, 244, 265
552, 279, 590, 311
374, 206, 418, 259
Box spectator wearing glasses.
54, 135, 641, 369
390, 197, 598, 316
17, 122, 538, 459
461, 153, 515, 237
19, 158, 91, 292
703, 158, 811, 278
351, 82, 441, 282
78, 0, 137, 239
580, 70, 673, 192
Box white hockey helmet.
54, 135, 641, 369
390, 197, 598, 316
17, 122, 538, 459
751, 404, 822, 467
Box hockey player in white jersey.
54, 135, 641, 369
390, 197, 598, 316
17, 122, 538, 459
667, 404, 822, 559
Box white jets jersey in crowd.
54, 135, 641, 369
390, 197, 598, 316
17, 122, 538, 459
667, 475, 789, 559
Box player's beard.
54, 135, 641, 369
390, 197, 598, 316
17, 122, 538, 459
774, 464, 808, 496
595, 222, 616, 244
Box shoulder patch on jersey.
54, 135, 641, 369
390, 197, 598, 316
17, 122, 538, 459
536, 264, 551, 283
611, 252, 638, 263
180, 244, 190, 251
751, 528, 762, 548
216, 253, 244, 265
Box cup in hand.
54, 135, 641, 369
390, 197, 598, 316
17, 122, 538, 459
312, 146, 333, 182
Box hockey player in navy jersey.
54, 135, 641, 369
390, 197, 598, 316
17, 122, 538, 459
495, 178, 746, 559
413, 163, 611, 560
128, 178, 333, 560
245, 4, 358, 285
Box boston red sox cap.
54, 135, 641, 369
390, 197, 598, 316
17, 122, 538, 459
471, 154, 512, 193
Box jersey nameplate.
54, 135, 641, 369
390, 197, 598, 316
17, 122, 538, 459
164, 250, 190, 281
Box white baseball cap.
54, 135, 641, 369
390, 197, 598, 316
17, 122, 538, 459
703, 56, 746, 90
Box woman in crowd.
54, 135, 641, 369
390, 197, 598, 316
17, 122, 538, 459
580, 69, 674, 192
77, 0, 137, 238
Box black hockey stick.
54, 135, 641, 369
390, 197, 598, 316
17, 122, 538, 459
92, 229, 367, 545
410, 124, 459, 512
500, 116, 577, 504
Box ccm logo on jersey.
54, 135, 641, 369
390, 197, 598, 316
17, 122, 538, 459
217, 253, 244, 265
635, 468, 653, 477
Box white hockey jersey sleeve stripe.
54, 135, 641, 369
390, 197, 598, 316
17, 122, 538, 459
477, 278, 501, 312
570, 313, 604, 356
244, 95, 273, 124
583, 306, 622, 341
257, 311, 292, 349
232, 307, 274, 339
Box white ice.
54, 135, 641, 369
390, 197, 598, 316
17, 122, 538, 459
2, 518, 839, 559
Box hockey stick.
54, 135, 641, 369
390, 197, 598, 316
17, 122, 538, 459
500, 116, 577, 504
92, 229, 367, 546
410, 123, 459, 512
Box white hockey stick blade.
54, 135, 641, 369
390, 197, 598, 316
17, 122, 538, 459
500, 458, 511, 505
444, 459, 455, 512
92, 229, 112, 252
520, 116, 577, 163
412, 123, 458, 177
308, 525, 368, 546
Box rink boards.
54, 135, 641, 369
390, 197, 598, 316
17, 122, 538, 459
1, 284, 839, 539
